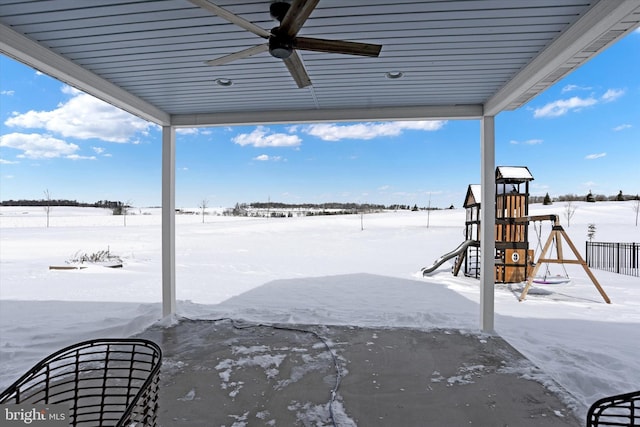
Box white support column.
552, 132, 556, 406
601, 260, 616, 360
480, 116, 496, 333
162, 126, 176, 317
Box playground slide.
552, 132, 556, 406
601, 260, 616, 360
422, 240, 475, 276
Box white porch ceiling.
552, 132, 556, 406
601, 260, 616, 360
1, 0, 639, 126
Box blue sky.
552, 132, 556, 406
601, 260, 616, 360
1, 30, 638, 209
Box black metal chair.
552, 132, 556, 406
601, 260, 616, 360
0, 338, 161, 426
587, 390, 640, 427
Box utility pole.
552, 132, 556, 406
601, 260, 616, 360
426, 193, 431, 228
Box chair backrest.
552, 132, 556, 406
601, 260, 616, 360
0, 338, 162, 427
586, 390, 640, 427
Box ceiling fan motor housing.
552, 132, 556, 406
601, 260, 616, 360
269, 27, 293, 59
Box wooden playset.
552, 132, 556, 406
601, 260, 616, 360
460, 166, 534, 283
455, 166, 610, 303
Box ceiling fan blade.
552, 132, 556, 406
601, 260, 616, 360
294, 37, 382, 57
283, 51, 312, 88
279, 0, 320, 37
188, 0, 270, 39
205, 43, 269, 66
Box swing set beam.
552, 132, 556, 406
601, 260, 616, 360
519, 225, 611, 303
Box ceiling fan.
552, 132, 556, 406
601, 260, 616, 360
188, 0, 383, 88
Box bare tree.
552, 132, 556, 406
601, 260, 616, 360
633, 198, 640, 227
43, 189, 52, 228
123, 200, 131, 227
199, 199, 209, 223
564, 201, 577, 228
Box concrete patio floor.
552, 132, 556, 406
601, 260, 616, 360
137, 318, 581, 426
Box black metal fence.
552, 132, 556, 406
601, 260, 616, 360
586, 242, 639, 277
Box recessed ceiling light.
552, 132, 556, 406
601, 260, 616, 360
214, 78, 233, 87
385, 71, 404, 79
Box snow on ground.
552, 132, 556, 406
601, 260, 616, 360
1, 201, 639, 419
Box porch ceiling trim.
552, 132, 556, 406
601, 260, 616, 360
0, 23, 171, 126
485, 0, 640, 116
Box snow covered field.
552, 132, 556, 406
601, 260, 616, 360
1, 201, 638, 419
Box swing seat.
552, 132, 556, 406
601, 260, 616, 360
532, 276, 571, 285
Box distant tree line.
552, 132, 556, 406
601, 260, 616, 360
0, 199, 129, 209
530, 191, 639, 204
247, 201, 456, 211
226, 202, 387, 217
223, 201, 456, 217
249, 201, 387, 210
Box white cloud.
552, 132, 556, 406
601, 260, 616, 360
233, 126, 301, 147
601, 88, 625, 102
561, 84, 591, 93
531, 183, 550, 191
67, 154, 97, 160
377, 185, 391, 191
392, 191, 416, 198
301, 120, 446, 141
61, 85, 81, 96
613, 124, 632, 131
533, 96, 597, 118
1, 90, 15, 96
0, 132, 79, 159
0, 158, 19, 164
92, 146, 112, 157
253, 154, 283, 161
176, 128, 200, 135
534, 87, 624, 118
4, 87, 152, 143
509, 139, 543, 145
585, 152, 606, 160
